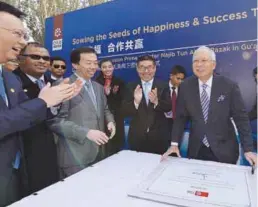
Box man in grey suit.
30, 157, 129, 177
162, 46, 257, 166
50, 47, 115, 178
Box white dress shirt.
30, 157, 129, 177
51, 74, 63, 81
26, 74, 45, 84
134, 79, 154, 109
165, 82, 178, 118
198, 75, 213, 100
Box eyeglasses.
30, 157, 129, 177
21, 54, 50, 61
137, 65, 155, 72
53, 64, 66, 70
0, 27, 29, 41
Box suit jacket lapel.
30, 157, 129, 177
147, 79, 157, 111
2, 69, 16, 108
192, 77, 205, 123
138, 80, 148, 109
70, 74, 97, 113
92, 81, 100, 116
207, 76, 222, 124
14, 68, 40, 98
82, 86, 98, 113
0, 70, 7, 107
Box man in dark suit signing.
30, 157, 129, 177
122, 55, 171, 154
162, 46, 257, 166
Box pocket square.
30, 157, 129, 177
217, 95, 225, 102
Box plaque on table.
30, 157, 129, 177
128, 158, 257, 207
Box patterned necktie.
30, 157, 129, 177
104, 76, 112, 87
171, 87, 177, 119
0, 71, 7, 105
36, 79, 45, 89
85, 80, 97, 109
143, 82, 150, 104
200, 83, 210, 147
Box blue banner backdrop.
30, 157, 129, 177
45, 0, 257, 164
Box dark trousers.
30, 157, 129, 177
196, 144, 218, 162
105, 114, 125, 157
0, 169, 21, 207
130, 136, 168, 155
167, 118, 173, 137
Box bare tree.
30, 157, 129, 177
2, 0, 110, 44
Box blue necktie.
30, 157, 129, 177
13, 151, 21, 169
36, 79, 45, 89
0, 70, 20, 168
201, 83, 210, 147
85, 80, 97, 110
143, 82, 150, 104
0, 71, 7, 105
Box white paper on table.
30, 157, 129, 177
128, 158, 255, 207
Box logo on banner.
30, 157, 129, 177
52, 14, 64, 51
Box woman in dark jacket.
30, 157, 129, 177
96, 58, 125, 156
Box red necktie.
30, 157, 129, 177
172, 87, 177, 119
104, 76, 112, 86
104, 76, 112, 95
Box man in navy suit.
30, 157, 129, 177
162, 46, 257, 166
0, 2, 82, 206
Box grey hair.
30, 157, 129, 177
192, 46, 216, 62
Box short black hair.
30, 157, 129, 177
170, 65, 186, 77
70, 47, 96, 64
20, 42, 44, 55
50, 56, 66, 65
99, 58, 113, 68
0, 2, 25, 19
136, 55, 156, 66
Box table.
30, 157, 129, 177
9, 151, 257, 207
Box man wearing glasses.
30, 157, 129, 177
13, 42, 60, 195
122, 55, 171, 155
0, 2, 82, 206
162, 46, 257, 167
49, 56, 67, 83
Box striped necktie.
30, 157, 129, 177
200, 83, 210, 147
